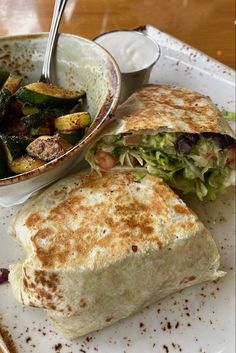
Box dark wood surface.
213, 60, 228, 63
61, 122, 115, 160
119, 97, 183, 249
0, 0, 235, 68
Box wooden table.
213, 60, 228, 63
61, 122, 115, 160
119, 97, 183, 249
0, 0, 235, 69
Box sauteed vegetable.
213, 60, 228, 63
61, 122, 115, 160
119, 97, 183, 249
0, 70, 91, 178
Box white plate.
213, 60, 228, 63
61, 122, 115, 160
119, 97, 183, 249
0, 25, 235, 353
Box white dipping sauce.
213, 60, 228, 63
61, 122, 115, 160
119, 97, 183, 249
95, 31, 159, 73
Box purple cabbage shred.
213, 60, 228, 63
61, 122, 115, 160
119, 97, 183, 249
175, 133, 236, 153
202, 133, 236, 149
175, 136, 192, 153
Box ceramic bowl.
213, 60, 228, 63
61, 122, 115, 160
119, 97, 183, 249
0, 33, 121, 207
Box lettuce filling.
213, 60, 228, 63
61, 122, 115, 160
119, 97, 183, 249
89, 133, 235, 200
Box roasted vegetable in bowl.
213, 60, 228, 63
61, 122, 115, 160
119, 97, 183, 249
16, 82, 85, 106
0, 73, 22, 122
0, 70, 91, 178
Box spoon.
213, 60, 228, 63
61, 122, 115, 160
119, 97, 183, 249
40, 0, 68, 83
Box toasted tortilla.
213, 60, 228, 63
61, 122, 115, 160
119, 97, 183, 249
90, 84, 235, 138
86, 85, 235, 200
9, 170, 223, 339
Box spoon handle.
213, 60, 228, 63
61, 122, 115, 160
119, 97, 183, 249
40, 0, 68, 83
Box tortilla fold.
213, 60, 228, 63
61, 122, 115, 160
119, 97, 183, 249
9, 170, 224, 339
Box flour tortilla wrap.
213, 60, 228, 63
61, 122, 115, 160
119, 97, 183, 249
9, 170, 224, 339
86, 84, 236, 199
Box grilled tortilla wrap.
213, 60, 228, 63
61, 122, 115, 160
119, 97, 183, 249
9, 170, 223, 339
86, 84, 236, 199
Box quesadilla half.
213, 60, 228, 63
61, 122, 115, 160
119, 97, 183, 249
86, 84, 236, 199
9, 170, 223, 339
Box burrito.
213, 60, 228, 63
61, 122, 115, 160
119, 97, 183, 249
9, 170, 223, 339
86, 85, 236, 199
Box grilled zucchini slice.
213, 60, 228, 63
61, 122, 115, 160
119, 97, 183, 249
0, 134, 32, 164
10, 155, 45, 174
16, 82, 85, 106
22, 107, 67, 128
54, 112, 91, 131
59, 129, 85, 145
0, 74, 22, 122
3, 74, 22, 93
22, 104, 39, 116
0, 144, 8, 178
0, 70, 9, 88
27, 135, 71, 162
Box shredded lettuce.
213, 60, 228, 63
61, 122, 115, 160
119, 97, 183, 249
221, 109, 236, 121
89, 133, 234, 199
134, 170, 146, 182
